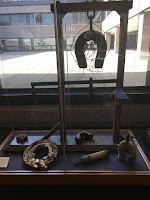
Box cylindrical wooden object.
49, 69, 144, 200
80, 150, 109, 163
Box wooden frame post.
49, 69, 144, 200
113, 12, 129, 143
53, 1, 66, 143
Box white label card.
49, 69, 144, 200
0, 157, 10, 168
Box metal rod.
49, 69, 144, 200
42, 122, 60, 140
31, 79, 117, 87
53, 0, 66, 143
89, 77, 94, 100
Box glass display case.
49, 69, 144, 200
0, 0, 150, 185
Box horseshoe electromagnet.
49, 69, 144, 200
75, 11, 107, 68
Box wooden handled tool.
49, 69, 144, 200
74, 150, 109, 166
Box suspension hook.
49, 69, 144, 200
87, 11, 95, 30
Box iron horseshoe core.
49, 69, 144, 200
75, 29, 107, 68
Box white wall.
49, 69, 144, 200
102, 0, 150, 33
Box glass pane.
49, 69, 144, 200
60, 0, 150, 172
11, 14, 28, 26
0, 1, 63, 172
64, 9, 117, 171
41, 13, 54, 25
34, 13, 42, 25
0, 15, 11, 26
0, 0, 149, 180
29, 14, 34, 25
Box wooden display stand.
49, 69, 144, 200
51, 0, 132, 144
50, 0, 132, 145
4, 133, 117, 152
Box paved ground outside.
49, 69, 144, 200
0, 50, 149, 88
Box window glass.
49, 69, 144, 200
29, 14, 34, 25
41, 13, 53, 25
11, 14, 28, 26
34, 13, 42, 25
0, 15, 11, 26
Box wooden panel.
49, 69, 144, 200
0, 171, 150, 186
51, 1, 133, 13
4, 134, 117, 152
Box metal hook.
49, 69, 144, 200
87, 11, 95, 20
87, 11, 95, 30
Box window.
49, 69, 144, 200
41, 13, 53, 25
28, 14, 34, 25
0, 13, 53, 26
11, 14, 29, 26
0, 0, 150, 91
127, 31, 138, 50
34, 13, 42, 25
0, 15, 11, 26
110, 35, 114, 50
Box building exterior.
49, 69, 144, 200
102, 0, 150, 86
102, 0, 150, 58
0, 0, 104, 51
0, 0, 149, 58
